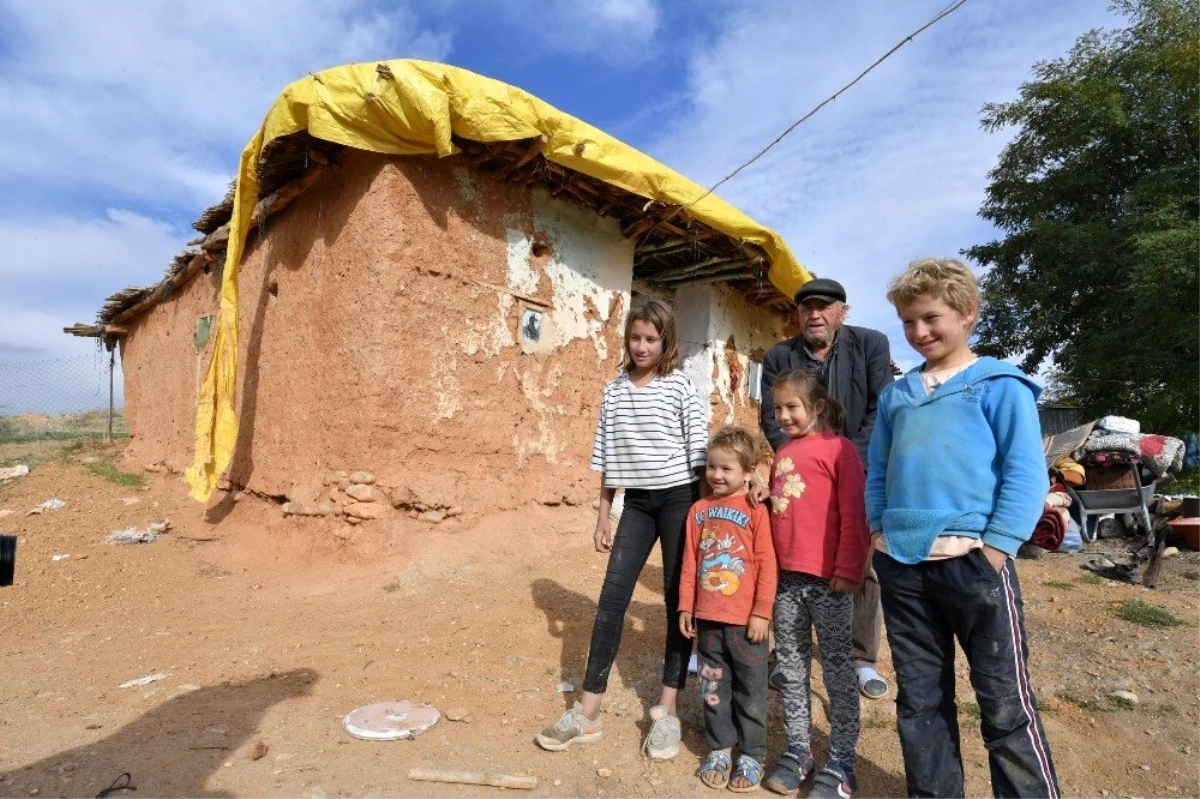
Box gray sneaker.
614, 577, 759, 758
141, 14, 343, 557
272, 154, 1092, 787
535, 702, 603, 751
642, 705, 681, 760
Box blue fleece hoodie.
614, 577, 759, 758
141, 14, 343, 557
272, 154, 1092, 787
865, 357, 1044, 564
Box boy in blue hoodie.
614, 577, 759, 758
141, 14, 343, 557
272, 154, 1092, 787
866, 258, 1059, 799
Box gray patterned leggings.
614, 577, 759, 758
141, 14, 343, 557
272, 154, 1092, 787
774, 571, 860, 768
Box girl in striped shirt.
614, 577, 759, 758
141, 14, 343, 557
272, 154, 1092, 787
536, 299, 709, 760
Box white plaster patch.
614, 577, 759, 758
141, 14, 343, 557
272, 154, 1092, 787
675, 283, 715, 405
505, 192, 632, 359
675, 284, 789, 425
512, 361, 566, 464
506, 229, 540, 295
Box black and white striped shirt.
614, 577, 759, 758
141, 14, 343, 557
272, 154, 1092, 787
591, 370, 710, 489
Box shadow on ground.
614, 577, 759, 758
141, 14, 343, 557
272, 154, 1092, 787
1, 669, 318, 799
531, 578, 669, 714
529, 577, 906, 795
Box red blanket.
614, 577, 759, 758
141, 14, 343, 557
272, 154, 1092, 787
1032, 506, 1068, 552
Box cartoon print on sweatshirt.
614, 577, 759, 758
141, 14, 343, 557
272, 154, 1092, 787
771, 456, 806, 515
695, 515, 747, 596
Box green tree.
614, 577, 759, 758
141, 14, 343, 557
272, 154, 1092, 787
968, 0, 1199, 435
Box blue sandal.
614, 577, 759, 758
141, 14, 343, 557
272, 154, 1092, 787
764, 747, 815, 794
728, 755, 765, 793
698, 750, 733, 789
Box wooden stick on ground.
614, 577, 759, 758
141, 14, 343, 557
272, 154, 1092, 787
407, 768, 537, 791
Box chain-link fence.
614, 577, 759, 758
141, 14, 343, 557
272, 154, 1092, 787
0, 353, 125, 444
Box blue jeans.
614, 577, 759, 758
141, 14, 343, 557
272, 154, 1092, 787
875, 550, 1059, 798
582, 482, 698, 694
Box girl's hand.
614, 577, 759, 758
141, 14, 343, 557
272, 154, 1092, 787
594, 516, 614, 553
829, 576, 860, 593
746, 615, 770, 643
746, 477, 770, 507
679, 611, 696, 639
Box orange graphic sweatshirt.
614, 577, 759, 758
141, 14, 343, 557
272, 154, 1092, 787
679, 494, 777, 624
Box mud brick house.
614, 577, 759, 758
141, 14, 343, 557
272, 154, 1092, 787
67, 60, 811, 518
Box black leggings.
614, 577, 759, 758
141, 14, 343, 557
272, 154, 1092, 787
582, 481, 699, 694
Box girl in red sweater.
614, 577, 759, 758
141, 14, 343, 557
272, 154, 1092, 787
764, 369, 870, 799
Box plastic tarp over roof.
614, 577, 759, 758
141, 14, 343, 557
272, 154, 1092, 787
185, 59, 811, 501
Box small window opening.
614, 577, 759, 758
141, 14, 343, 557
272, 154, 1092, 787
521, 308, 543, 343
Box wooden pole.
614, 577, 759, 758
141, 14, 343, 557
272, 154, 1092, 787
108, 346, 115, 441
407, 768, 537, 790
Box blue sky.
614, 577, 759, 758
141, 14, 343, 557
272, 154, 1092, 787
0, 0, 1123, 383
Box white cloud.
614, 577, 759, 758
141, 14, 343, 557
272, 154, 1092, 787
447, 0, 661, 63
0, 0, 453, 208
0, 209, 182, 288
0, 1, 453, 363
643, 0, 1121, 359
0, 209, 184, 358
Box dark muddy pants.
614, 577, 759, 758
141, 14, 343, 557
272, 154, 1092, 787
696, 620, 769, 761
875, 550, 1060, 799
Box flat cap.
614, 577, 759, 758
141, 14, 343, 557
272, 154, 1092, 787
794, 277, 847, 305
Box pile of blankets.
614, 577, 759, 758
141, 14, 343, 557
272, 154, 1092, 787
1076, 415, 1185, 479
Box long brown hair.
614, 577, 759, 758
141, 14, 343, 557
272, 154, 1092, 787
621, 299, 680, 376
771, 369, 846, 434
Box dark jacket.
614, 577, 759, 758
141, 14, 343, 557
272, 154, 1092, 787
759, 325, 893, 462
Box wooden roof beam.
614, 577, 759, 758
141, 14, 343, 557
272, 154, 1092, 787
659, 263, 762, 287
499, 136, 546, 178
642, 255, 757, 283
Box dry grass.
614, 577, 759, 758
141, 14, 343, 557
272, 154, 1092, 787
0, 409, 127, 444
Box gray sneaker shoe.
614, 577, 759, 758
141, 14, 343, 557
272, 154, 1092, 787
535, 702, 603, 751
642, 705, 681, 760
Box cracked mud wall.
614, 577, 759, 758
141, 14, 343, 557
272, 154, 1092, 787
121, 150, 631, 511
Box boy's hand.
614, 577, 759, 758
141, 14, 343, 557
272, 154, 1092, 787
746, 615, 769, 643
829, 576, 860, 593
745, 477, 770, 507
679, 611, 696, 639
594, 516, 614, 553
983, 545, 1008, 574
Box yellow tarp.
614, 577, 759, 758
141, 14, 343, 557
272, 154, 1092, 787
185, 59, 811, 501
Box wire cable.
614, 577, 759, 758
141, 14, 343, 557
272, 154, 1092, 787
686, 0, 969, 208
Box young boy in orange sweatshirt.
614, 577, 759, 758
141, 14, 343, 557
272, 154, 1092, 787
680, 427, 778, 792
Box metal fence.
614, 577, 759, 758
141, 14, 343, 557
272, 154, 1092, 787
0, 353, 126, 444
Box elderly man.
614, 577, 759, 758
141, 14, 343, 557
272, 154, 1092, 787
759, 277, 894, 700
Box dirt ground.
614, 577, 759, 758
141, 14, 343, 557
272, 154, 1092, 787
1, 443, 1198, 798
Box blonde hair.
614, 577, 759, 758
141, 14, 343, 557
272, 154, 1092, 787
886, 258, 982, 333
621, 300, 680, 375
708, 426, 759, 471
772, 369, 846, 434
